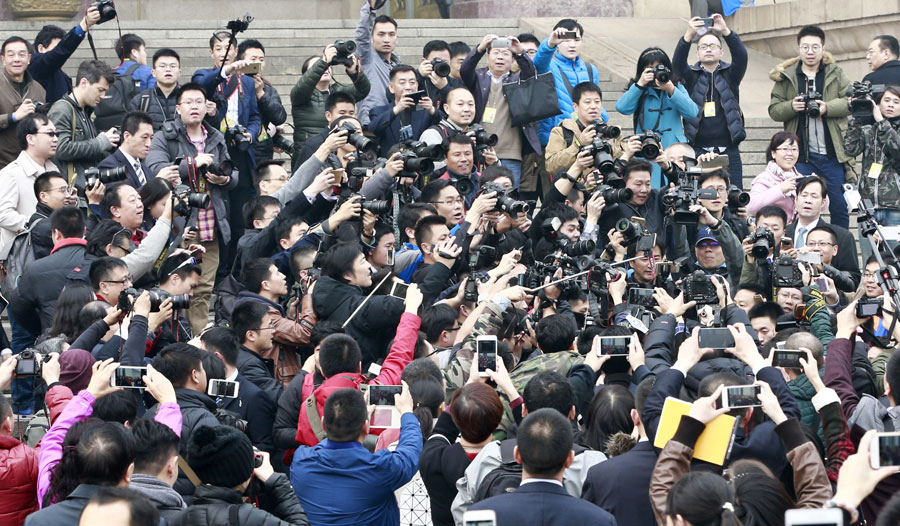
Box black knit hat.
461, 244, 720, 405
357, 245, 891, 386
186, 425, 255, 488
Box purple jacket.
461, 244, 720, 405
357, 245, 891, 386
459, 47, 542, 155
36, 390, 182, 507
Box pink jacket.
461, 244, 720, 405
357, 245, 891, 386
748, 161, 801, 223
36, 388, 182, 507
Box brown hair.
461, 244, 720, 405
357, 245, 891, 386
450, 382, 503, 443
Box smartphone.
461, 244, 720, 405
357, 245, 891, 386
815, 275, 829, 293
388, 280, 408, 299
367, 385, 403, 428
701, 17, 715, 27
491, 37, 511, 49
476, 335, 498, 377
772, 349, 805, 369
407, 90, 426, 104
784, 508, 843, 526
111, 366, 148, 389
560, 30, 578, 40
239, 62, 261, 75
330, 168, 345, 187
798, 251, 822, 265
463, 510, 497, 526
628, 288, 656, 307
870, 431, 900, 469
721, 385, 761, 409
781, 236, 793, 249
207, 379, 240, 398
596, 336, 630, 357
698, 328, 735, 349
386, 247, 395, 267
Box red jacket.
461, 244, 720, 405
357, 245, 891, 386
295, 311, 420, 447
0, 434, 39, 525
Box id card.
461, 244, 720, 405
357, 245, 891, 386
704, 101, 716, 117
482, 107, 497, 124
869, 162, 884, 179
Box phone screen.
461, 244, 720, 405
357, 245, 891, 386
815, 276, 829, 292
698, 328, 735, 349
208, 379, 239, 398
386, 247, 395, 267
772, 350, 804, 369
724, 385, 761, 408
477, 338, 498, 374
781, 236, 793, 248
15, 356, 36, 376
561, 31, 578, 40
368, 385, 403, 406
389, 281, 408, 299
113, 367, 147, 389
598, 336, 630, 356
628, 288, 656, 307
879, 434, 900, 467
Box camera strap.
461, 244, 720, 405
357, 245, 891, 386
392, 188, 401, 244
85, 11, 123, 62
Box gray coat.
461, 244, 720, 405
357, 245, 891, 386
146, 119, 238, 244
354, 1, 400, 127
48, 94, 115, 189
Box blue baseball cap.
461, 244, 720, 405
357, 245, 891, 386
695, 227, 718, 246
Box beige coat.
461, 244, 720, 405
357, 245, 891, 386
0, 150, 56, 248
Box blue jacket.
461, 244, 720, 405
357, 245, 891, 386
533, 39, 608, 145
469, 481, 616, 526
115, 60, 155, 91
290, 412, 422, 526
615, 82, 698, 148
368, 103, 438, 156
191, 68, 262, 145
27, 24, 86, 104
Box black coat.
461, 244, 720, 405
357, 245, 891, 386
273, 370, 313, 451
24, 484, 103, 526
311, 275, 404, 367
785, 219, 861, 288
98, 148, 151, 189
864, 61, 900, 89
419, 412, 470, 526
468, 481, 615, 526
170, 473, 309, 526
236, 346, 283, 403
582, 440, 658, 526
130, 85, 179, 131
12, 241, 88, 338
27, 203, 53, 260
223, 373, 276, 454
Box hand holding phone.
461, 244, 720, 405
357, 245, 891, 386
721, 385, 761, 409
476, 335, 498, 377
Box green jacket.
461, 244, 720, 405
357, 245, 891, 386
443, 301, 506, 403
289, 59, 371, 156
48, 94, 115, 189
768, 53, 854, 178
788, 371, 821, 434
844, 117, 900, 210
672, 218, 745, 290
872, 347, 895, 397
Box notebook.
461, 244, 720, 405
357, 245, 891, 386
653, 396, 738, 465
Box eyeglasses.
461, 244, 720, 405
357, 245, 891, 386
864, 272, 878, 280
431, 196, 464, 205
255, 320, 277, 331
775, 147, 799, 153
102, 275, 134, 285
155, 63, 179, 70
705, 186, 728, 194
697, 241, 720, 249
49, 185, 69, 194
805, 241, 834, 248
799, 44, 822, 53
698, 44, 721, 51
447, 325, 462, 332
34, 131, 59, 137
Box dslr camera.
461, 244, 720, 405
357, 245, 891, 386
173, 184, 210, 215
397, 140, 443, 176
156, 290, 191, 311
586, 121, 621, 139
748, 226, 775, 260
683, 270, 719, 305
616, 218, 656, 252
727, 185, 750, 212
579, 136, 616, 175
773, 255, 804, 289
481, 181, 529, 215
639, 130, 662, 159
431, 58, 451, 78
15, 349, 49, 376
92, 0, 117, 24
652, 64, 671, 84
846, 80, 886, 118
801, 77, 823, 118
331, 40, 357, 67
661, 159, 718, 225
557, 237, 595, 257
469, 124, 498, 153
85, 166, 128, 191
225, 125, 251, 152
333, 121, 377, 158
271, 133, 294, 154
856, 296, 884, 318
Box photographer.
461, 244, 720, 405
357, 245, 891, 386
147, 82, 236, 335
0, 35, 46, 167
98, 111, 181, 189
147, 254, 199, 357
27, 6, 100, 104
594, 159, 668, 247
544, 81, 622, 176
129, 49, 182, 132
687, 225, 743, 290
291, 47, 370, 165
354, 0, 401, 128
740, 205, 791, 294
844, 84, 900, 259
768, 25, 852, 229
419, 87, 499, 174
418, 40, 463, 110
236, 39, 287, 163
369, 64, 439, 155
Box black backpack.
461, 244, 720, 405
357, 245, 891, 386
94, 63, 141, 130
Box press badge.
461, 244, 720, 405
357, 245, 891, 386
399, 125, 413, 141
482, 107, 497, 124
704, 102, 716, 117
868, 162, 884, 179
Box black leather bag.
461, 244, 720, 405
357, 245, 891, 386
502, 72, 561, 127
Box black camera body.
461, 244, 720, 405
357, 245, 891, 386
431, 58, 451, 78
639, 130, 662, 159
468, 246, 497, 272
557, 237, 595, 257
661, 171, 718, 225
226, 15, 253, 33
199, 159, 234, 179
616, 218, 656, 252
748, 226, 775, 260
856, 296, 884, 318
271, 133, 294, 154
802, 78, 822, 118
397, 150, 434, 175
683, 270, 718, 304
450, 176, 475, 196
15, 349, 49, 376
173, 184, 210, 216
579, 137, 615, 175
334, 121, 377, 158
157, 290, 191, 311
85, 166, 128, 190
481, 181, 529, 215
470, 124, 498, 152
774, 255, 804, 289
652, 64, 671, 84
846, 80, 886, 118
92, 0, 117, 24
225, 125, 251, 152
587, 121, 621, 139
727, 185, 750, 212
331, 40, 357, 67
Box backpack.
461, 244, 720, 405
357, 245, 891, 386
472, 439, 522, 502
20, 409, 49, 447
213, 275, 245, 326
94, 63, 142, 130
0, 217, 43, 302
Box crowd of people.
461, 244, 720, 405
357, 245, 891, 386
1, 1, 900, 525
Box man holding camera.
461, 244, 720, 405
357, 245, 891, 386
461, 34, 543, 189
420, 87, 499, 176
98, 111, 180, 189
674, 15, 748, 188
544, 81, 620, 175
147, 82, 237, 335
769, 25, 852, 229
0, 36, 46, 168
237, 39, 287, 164
417, 40, 463, 109
27, 5, 100, 105
355, 0, 401, 128
369, 64, 438, 156
48, 59, 120, 196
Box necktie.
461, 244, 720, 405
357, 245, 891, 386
133, 161, 146, 186
796, 226, 807, 249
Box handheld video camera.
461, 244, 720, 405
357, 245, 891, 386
661, 157, 718, 225
846, 80, 886, 118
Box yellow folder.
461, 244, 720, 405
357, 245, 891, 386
653, 396, 738, 465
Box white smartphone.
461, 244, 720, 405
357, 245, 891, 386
595, 336, 630, 357
784, 508, 844, 526
721, 385, 761, 410
111, 366, 147, 389
388, 280, 408, 299
207, 379, 240, 398
463, 510, 497, 526
367, 385, 403, 429
476, 335, 498, 377
870, 431, 900, 469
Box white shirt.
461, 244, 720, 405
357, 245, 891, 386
520, 478, 563, 487
120, 149, 146, 185
0, 150, 57, 247
795, 217, 820, 249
